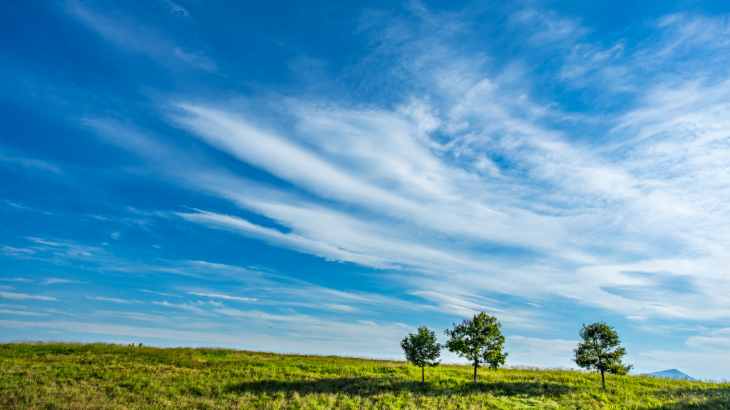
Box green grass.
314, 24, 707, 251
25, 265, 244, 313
1, 341, 729, 409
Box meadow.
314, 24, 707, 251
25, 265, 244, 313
1, 341, 729, 409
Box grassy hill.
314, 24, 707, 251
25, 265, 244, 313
1, 342, 729, 409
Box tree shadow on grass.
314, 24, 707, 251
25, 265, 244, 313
640, 387, 730, 410
226, 377, 570, 398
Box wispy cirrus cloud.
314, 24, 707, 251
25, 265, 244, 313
87, 296, 142, 304
65, 0, 217, 72
1, 246, 36, 255
152, 301, 205, 313
41, 278, 82, 285
0, 309, 51, 316
187, 291, 256, 302
177, 209, 393, 268
0, 152, 62, 173
0, 292, 57, 301
74, 74, 730, 326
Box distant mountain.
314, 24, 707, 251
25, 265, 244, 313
648, 369, 695, 381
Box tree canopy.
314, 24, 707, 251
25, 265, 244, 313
445, 312, 507, 383
400, 326, 441, 383
573, 322, 632, 388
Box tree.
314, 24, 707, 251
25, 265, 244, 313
400, 326, 442, 383
573, 322, 632, 389
444, 312, 508, 384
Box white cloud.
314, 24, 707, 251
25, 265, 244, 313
1, 246, 36, 255
174, 48, 217, 72
410, 291, 506, 314
175, 105, 418, 215
324, 304, 358, 312
214, 308, 260, 318
0, 292, 56, 301
87, 296, 141, 304
24, 237, 99, 259
152, 301, 205, 313
66, 1, 216, 72
162, 1, 188, 17
187, 291, 256, 302
509, 9, 588, 45
177, 210, 391, 268
174, 104, 561, 250
193, 300, 223, 307
41, 278, 81, 285
0, 152, 62, 173
0, 309, 51, 316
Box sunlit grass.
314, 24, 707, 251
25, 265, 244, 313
1, 341, 729, 409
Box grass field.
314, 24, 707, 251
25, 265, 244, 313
1, 341, 729, 409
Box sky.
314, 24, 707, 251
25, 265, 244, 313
2, 0, 730, 380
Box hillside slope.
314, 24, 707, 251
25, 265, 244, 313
1, 342, 729, 409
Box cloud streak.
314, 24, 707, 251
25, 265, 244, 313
87, 296, 141, 305
0, 292, 57, 301
187, 292, 256, 302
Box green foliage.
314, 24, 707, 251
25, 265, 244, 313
445, 312, 508, 383
401, 326, 441, 382
574, 322, 633, 389
1, 341, 729, 409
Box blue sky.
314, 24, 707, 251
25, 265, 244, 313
3, 0, 730, 380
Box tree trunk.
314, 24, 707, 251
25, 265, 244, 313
601, 370, 605, 389
474, 361, 478, 384
422, 366, 425, 383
